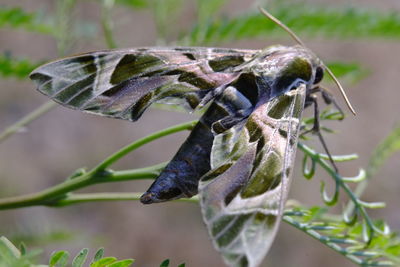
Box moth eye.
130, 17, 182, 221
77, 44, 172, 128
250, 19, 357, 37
314, 66, 324, 84
273, 57, 312, 94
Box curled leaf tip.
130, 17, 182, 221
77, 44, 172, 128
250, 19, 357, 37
320, 180, 339, 206
341, 168, 366, 183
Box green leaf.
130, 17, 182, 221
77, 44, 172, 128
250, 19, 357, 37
72, 248, 89, 267
108, 259, 135, 267
19, 243, 26, 256
0, 7, 53, 34
194, 0, 227, 44
160, 259, 170, 267
0, 237, 20, 260
367, 125, 400, 179
0, 54, 41, 79
0, 237, 34, 267
67, 168, 87, 180
0, 238, 178, 267
115, 0, 148, 8
49, 250, 69, 267
91, 257, 117, 266
151, 0, 185, 41
92, 248, 104, 262
183, 4, 400, 45
359, 201, 386, 209
284, 207, 400, 266
197, 0, 226, 22
326, 62, 369, 84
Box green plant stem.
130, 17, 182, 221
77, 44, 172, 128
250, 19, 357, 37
101, 0, 117, 49
0, 0, 77, 144
105, 162, 166, 180
345, 126, 400, 225
0, 101, 57, 143
55, 0, 77, 56
283, 215, 365, 266
298, 143, 380, 238
0, 120, 197, 210
0, 164, 163, 210
92, 120, 197, 171
51, 192, 199, 207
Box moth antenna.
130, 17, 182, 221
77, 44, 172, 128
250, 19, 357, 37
258, 6, 305, 47
325, 66, 356, 115
258, 6, 356, 115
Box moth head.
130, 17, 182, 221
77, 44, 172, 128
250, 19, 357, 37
274, 46, 325, 95
258, 7, 356, 114
252, 45, 324, 98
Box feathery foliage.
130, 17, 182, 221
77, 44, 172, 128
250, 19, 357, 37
0, 237, 185, 267
0, 54, 41, 79
284, 207, 400, 266
0, 7, 53, 34
114, 0, 148, 8
183, 3, 400, 45
326, 62, 369, 85
367, 125, 400, 180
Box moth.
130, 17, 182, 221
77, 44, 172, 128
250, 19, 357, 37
29, 9, 353, 267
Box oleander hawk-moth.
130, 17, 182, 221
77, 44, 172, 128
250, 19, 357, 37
30, 43, 328, 267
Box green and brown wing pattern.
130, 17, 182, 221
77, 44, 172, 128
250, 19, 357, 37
30, 47, 256, 121
200, 84, 306, 267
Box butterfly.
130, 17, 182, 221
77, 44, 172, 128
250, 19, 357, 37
29, 9, 353, 267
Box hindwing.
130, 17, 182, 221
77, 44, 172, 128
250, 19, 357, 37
200, 84, 306, 267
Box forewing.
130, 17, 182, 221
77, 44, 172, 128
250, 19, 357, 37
200, 84, 306, 267
30, 47, 256, 121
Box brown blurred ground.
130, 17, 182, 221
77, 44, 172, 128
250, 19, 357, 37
0, 1, 399, 266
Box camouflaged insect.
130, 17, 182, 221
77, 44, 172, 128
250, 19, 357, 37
30, 45, 325, 267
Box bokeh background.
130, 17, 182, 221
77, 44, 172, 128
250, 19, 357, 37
1, 0, 399, 266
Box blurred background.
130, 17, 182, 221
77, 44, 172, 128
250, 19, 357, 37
0, 0, 399, 266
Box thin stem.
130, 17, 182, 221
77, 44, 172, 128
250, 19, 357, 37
0, 120, 196, 210
50, 192, 199, 207
108, 162, 167, 181
92, 120, 197, 172
0, 101, 57, 143
345, 125, 400, 215
1, 0, 77, 144
55, 0, 77, 56
283, 215, 364, 266
101, 0, 117, 49
298, 143, 379, 238
0, 163, 163, 210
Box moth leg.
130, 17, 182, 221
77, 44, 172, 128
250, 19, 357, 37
302, 93, 339, 173
306, 86, 345, 119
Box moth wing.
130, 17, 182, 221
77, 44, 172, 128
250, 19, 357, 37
30, 47, 256, 121
200, 84, 307, 267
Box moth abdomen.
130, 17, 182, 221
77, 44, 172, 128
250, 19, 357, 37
140, 119, 215, 204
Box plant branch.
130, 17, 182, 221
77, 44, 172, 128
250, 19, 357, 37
92, 120, 197, 171
0, 101, 57, 143
0, 121, 197, 210
0, 164, 162, 210
50, 192, 199, 207
298, 143, 383, 240
101, 0, 117, 49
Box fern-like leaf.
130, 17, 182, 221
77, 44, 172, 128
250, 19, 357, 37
284, 207, 400, 266
0, 54, 41, 79
183, 4, 400, 45
0, 7, 53, 34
